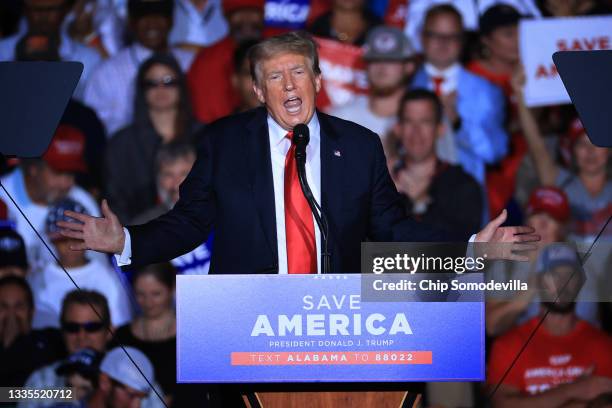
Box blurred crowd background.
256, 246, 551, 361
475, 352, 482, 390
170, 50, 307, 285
0, 0, 611, 407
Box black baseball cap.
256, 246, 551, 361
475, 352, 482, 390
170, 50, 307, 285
128, 0, 174, 19
479, 4, 523, 35
56, 348, 104, 383
363, 26, 415, 61
0, 228, 28, 270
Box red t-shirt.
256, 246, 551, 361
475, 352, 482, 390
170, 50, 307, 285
187, 37, 240, 123
488, 317, 612, 395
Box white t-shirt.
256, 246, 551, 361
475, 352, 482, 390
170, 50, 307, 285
330, 96, 396, 140
0, 168, 103, 275
29, 259, 133, 329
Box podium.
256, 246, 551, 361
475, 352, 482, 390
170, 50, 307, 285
176, 274, 484, 406
244, 390, 420, 407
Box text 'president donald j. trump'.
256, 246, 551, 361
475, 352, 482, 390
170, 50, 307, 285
58, 31, 538, 273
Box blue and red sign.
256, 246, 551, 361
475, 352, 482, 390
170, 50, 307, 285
176, 274, 484, 383
264, 0, 310, 30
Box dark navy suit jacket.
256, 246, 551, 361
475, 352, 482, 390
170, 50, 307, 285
127, 107, 446, 273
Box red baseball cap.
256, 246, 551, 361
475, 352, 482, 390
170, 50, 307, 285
223, 0, 265, 15
42, 124, 88, 173
0, 199, 7, 221
526, 186, 570, 222
560, 117, 586, 165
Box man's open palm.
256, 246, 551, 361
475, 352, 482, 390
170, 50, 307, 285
475, 210, 541, 261
57, 199, 125, 254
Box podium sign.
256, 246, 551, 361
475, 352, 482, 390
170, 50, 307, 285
176, 274, 484, 383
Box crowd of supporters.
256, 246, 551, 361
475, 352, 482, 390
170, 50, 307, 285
0, 0, 611, 407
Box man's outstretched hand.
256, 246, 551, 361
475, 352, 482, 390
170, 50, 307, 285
57, 199, 125, 254
474, 209, 541, 261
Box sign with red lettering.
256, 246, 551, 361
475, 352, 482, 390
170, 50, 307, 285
315, 37, 369, 109
520, 16, 612, 107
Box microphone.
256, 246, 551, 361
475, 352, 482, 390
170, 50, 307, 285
293, 123, 309, 164
291, 123, 331, 274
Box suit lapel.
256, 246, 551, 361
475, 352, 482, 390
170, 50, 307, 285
319, 112, 344, 260
245, 108, 278, 261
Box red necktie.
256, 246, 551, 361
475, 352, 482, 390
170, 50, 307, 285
284, 131, 317, 274
432, 76, 445, 96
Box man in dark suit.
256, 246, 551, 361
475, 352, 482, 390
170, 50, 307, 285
59, 31, 538, 274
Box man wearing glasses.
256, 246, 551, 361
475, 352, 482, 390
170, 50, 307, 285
86, 347, 156, 408
19, 290, 165, 408
411, 4, 508, 221
19, 290, 111, 408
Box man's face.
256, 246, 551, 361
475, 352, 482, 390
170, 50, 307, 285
396, 99, 442, 163
27, 163, 75, 204
53, 238, 86, 267
157, 154, 195, 206
366, 60, 414, 95
66, 372, 95, 401
334, 0, 364, 11
0, 266, 27, 279
0, 284, 33, 334
108, 381, 148, 408
573, 134, 609, 176
25, 0, 68, 35
62, 304, 109, 354
527, 213, 565, 245
232, 57, 260, 111
253, 53, 321, 131
540, 264, 582, 312
422, 14, 463, 69
132, 14, 171, 51
228, 8, 264, 43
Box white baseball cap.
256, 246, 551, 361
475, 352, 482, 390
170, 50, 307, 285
100, 347, 154, 394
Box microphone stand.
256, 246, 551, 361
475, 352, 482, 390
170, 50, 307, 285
295, 153, 331, 274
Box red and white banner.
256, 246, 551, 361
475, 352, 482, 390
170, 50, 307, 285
315, 37, 369, 109
520, 16, 612, 107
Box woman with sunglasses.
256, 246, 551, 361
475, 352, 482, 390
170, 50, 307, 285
104, 53, 201, 224
110, 263, 176, 407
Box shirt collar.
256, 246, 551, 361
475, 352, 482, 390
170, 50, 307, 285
424, 62, 461, 79
133, 42, 153, 59
267, 111, 320, 148
177, 0, 215, 17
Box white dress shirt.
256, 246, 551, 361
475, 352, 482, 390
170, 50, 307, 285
169, 0, 229, 48
267, 113, 322, 274
423, 62, 461, 95
117, 113, 323, 274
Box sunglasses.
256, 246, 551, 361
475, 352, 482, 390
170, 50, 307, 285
142, 75, 179, 89
423, 30, 463, 43
62, 321, 105, 333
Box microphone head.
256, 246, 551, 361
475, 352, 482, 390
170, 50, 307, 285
293, 124, 310, 148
